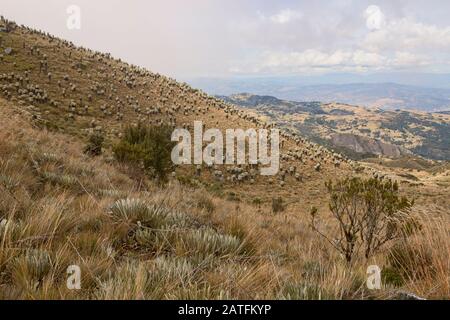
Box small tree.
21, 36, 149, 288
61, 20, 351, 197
113, 123, 175, 184
310, 177, 414, 262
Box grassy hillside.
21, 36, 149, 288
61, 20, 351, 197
0, 18, 449, 299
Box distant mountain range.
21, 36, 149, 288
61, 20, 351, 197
188, 77, 450, 112
220, 93, 450, 160
278, 83, 450, 112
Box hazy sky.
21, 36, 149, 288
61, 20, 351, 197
2, 0, 450, 79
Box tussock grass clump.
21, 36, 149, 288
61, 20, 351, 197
96, 257, 196, 299
151, 256, 195, 284
109, 198, 171, 228
381, 266, 405, 287
388, 242, 434, 282
34, 152, 62, 165
164, 283, 231, 300
0, 219, 9, 236
301, 260, 327, 281
278, 282, 331, 300
196, 194, 216, 214
95, 261, 152, 300
11, 249, 52, 287
384, 214, 449, 298
97, 189, 126, 198
40, 171, 78, 188
0, 218, 24, 243
182, 227, 243, 257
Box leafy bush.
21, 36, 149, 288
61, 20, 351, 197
381, 266, 404, 287
113, 124, 175, 184
310, 177, 414, 262
84, 132, 104, 156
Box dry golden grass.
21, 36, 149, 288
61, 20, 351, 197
0, 104, 448, 300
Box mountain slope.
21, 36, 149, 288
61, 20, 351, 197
223, 93, 450, 160
0, 18, 363, 207
0, 17, 449, 299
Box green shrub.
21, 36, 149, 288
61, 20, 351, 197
176, 175, 197, 188
381, 266, 404, 287
207, 182, 223, 197
84, 132, 104, 156
113, 124, 175, 184
310, 177, 414, 262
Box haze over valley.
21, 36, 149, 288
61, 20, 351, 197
189, 77, 450, 112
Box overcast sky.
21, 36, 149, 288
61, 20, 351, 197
2, 0, 450, 79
